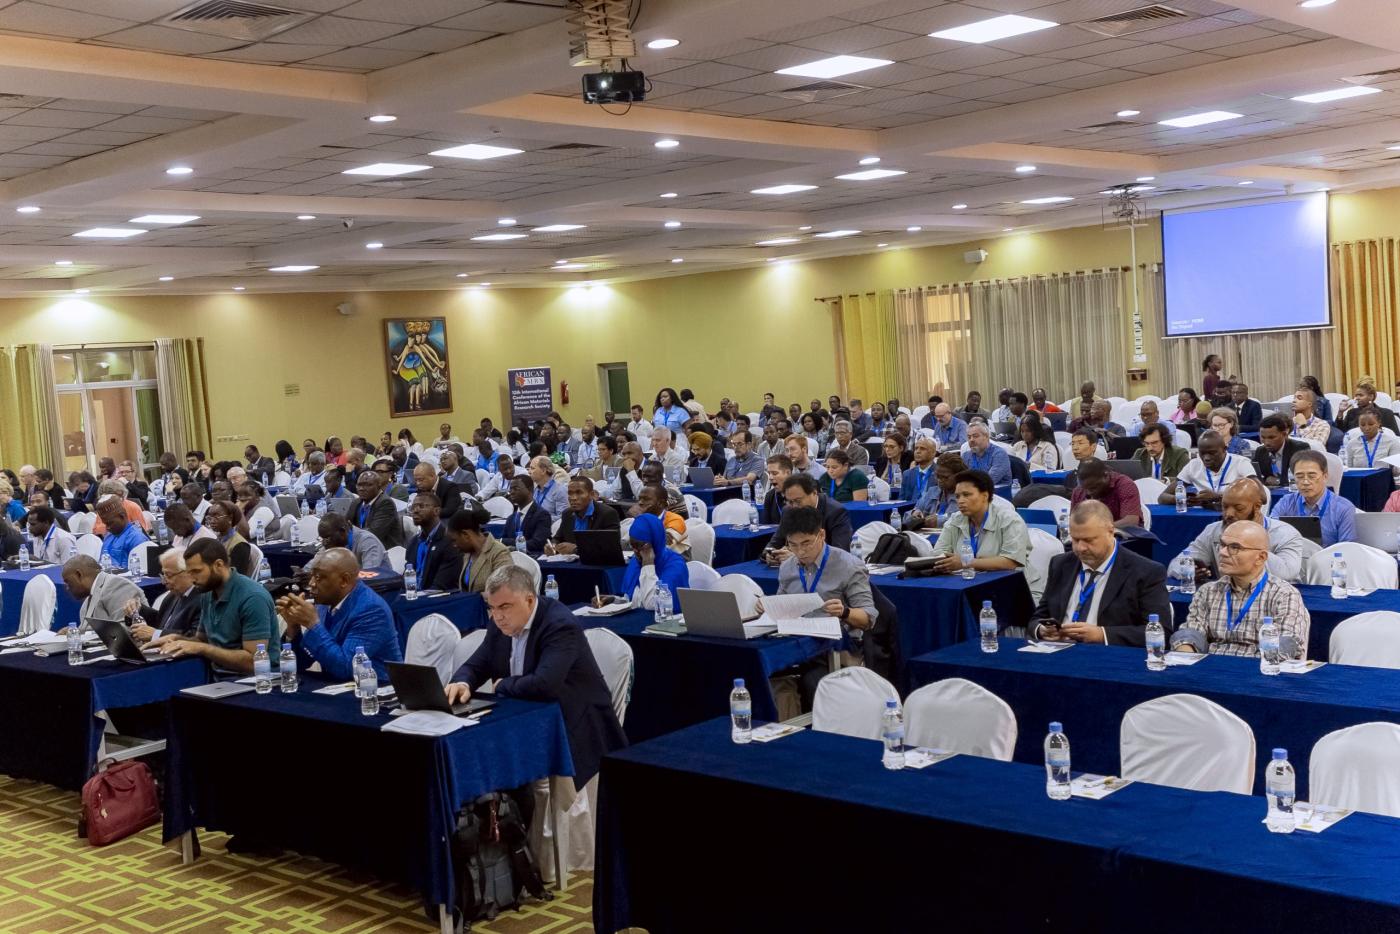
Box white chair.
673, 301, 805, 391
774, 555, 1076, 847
452, 629, 489, 688
1135, 477, 1166, 505
747, 412, 761, 425
903, 678, 1018, 761
550, 516, 562, 536
584, 628, 634, 726
392, 498, 409, 513
1298, 538, 1322, 560
1303, 543, 1398, 589
686, 520, 715, 565
1120, 694, 1256, 794
911, 405, 930, 425
903, 530, 935, 557
1035, 494, 1072, 519
1104, 395, 1127, 409
245, 543, 264, 575
1380, 391, 1395, 409
510, 551, 542, 591
1323, 452, 1344, 492
1325, 392, 1349, 414
1024, 527, 1064, 603
1174, 428, 1193, 449
1309, 722, 1400, 819
248, 506, 275, 532
806, 437, 818, 459
1300, 437, 1326, 452
1111, 402, 1140, 427
76, 534, 102, 559
475, 468, 491, 487
273, 470, 292, 488
295, 515, 321, 543
684, 494, 708, 523
69, 512, 95, 535
711, 499, 750, 526
897, 406, 911, 416
811, 667, 900, 740
1328, 611, 1400, 668
869, 476, 891, 502
404, 614, 461, 684
141, 510, 155, 529
18, 573, 56, 636
619, 517, 634, 543
713, 574, 764, 617
483, 497, 514, 520
400, 514, 415, 541
854, 520, 896, 557
385, 545, 406, 574
1053, 430, 1073, 449
685, 561, 723, 591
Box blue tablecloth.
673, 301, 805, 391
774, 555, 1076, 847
712, 524, 776, 568
730, 559, 1034, 690
1341, 468, 1394, 512
163, 682, 572, 908
539, 561, 629, 604
259, 541, 318, 578
843, 499, 914, 530
387, 589, 488, 649
1147, 504, 1220, 563
0, 650, 205, 789
910, 639, 1400, 797
0, 566, 164, 636
596, 719, 1400, 933
680, 484, 741, 517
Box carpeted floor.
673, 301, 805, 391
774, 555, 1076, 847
0, 774, 597, 933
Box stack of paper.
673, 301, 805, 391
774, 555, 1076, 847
1070, 774, 1131, 799
574, 602, 633, 617
1019, 641, 1073, 654
381, 710, 473, 736
759, 594, 841, 639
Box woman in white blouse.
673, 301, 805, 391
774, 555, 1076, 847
1011, 416, 1061, 470
1344, 409, 1400, 477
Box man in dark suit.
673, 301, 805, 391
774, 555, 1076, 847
501, 476, 551, 555
1028, 500, 1170, 648
411, 462, 463, 520
243, 444, 277, 485
548, 476, 620, 555
353, 471, 403, 547
1228, 384, 1264, 433
1132, 423, 1189, 482
1252, 413, 1311, 487
131, 548, 202, 643
446, 565, 625, 789
404, 490, 462, 590
766, 472, 853, 561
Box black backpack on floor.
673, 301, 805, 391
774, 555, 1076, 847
448, 792, 550, 930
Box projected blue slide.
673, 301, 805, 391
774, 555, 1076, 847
1163, 193, 1329, 337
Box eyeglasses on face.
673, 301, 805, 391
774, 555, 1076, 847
1216, 541, 1265, 556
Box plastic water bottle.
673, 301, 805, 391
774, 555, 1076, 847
1010, 478, 1021, 498
1045, 722, 1071, 800
156, 516, 169, 545
354, 646, 380, 715
99, 552, 113, 574
514, 533, 527, 554
300, 502, 311, 518
1259, 616, 1282, 675
252, 643, 272, 694
747, 499, 760, 532
889, 507, 902, 532
1057, 508, 1070, 544
1175, 481, 1188, 513
256, 557, 271, 584
279, 643, 298, 692
881, 700, 906, 770
1265, 748, 1296, 833
730, 678, 752, 744
1330, 553, 1348, 598
16, 544, 29, 571
851, 537, 866, 564
1146, 614, 1166, 670
544, 574, 559, 602
958, 538, 975, 579
741, 481, 752, 506
890, 465, 902, 491
403, 564, 418, 599
254, 519, 266, 546
1178, 551, 1197, 595
654, 583, 672, 623
66, 625, 82, 666
315, 498, 327, 517
979, 600, 998, 652
68, 542, 78, 561
1288, 472, 1298, 494
289, 521, 301, 547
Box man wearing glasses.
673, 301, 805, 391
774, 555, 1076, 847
1186, 479, 1305, 583
129, 549, 202, 645
1171, 519, 1310, 658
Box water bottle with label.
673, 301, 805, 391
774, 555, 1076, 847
1288, 472, 1298, 494
1045, 722, 1072, 800
1010, 478, 1021, 499
1265, 748, 1296, 833
1057, 508, 1070, 544
1178, 551, 1197, 595
747, 498, 760, 532
1175, 481, 1188, 513
654, 583, 672, 623
1146, 614, 1166, 670
1259, 616, 1281, 675
958, 538, 976, 579
741, 482, 752, 506
99, 552, 113, 574
358, 661, 380, 716
300, 502, 311, 518
66, 625, 82, 666
881, 700, 906, 770
68, 542, 78, 561
851, 537, 866, 564
254, 519, 266, 547
514, 533, 527, 554
156, 515, 169, 545
252, 643, 272, 694
1330, 552, 1348, 598
315, 498, 327, 517
403, 564, 418, 599
889, 507, 902, 533
279, 643, 298, 692
979, 600, 998, 652
544, 574, 559, 602
289, 520, 301, 547
17, 544, 29, 571
890, 465, 902, 492
730, 678, 752, 744
256, 557, 272, 584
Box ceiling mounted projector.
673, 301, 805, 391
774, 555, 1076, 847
569, 0, 644, 104
582, 70, 646, 104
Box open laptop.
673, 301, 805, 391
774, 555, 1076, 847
575, 529, 626, 566
1107, 436, 1145, 463
275, 494, 300, 517
384, 661, 496, 716
1278, 515, 1324, 545
324, 496, 356, 518
1107, 457, 1146, 480
1355, 512, 1400, 554
687, 466, 716, 488
992, 421, 1017, 440
86, 616, 164, 665
676, 588, 775, 639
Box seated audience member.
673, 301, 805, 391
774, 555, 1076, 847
314, 511, 385, 572
646, 428, 686, 472
899, 436, 938, 504
1208, 407, 1250, 456
157, 539, 277, 674
595, 512, 690, 613
445, 506, 514, 592
0, 479, 24, 525
1169, 388, 1200, 424
1028, 501, 1170, 646
626, 404, 653, 439
32, 468, 66, 508
1171, 520, 1309, 658
961, 421, 1012, 485
1335, 379, 1399, 434
580, 435, 622, 485
1070, 458, 1142, 528
1269, 450, 1355, 547
1068, 428, 1103, 469
847, 398, 874, 438
1012, 414, 1061, 470
1069, 400, 1125, 439
67, 471, 98, 513
318, 466, 353, 505
1253, 413, 1310, 487
244, 444, 276, 486
905, 452, 964, 531
165, 503, 215, 551
759, 455, 793, 524
767, 473, 853, 559
1344, 409, 1400, 477
954, 391, 985, 425
96, 495, 151, 571
131, 549, 201, 643
822, 449, 869, 503
372, 458, 411, 501
867, 401, 894, 436
92, 480, 150, 535
404, 491, 462, 591
205, 500, 254, 576
410, 462, 463, 520
687, 431, 727, 475
440, 446, 478, 491
293, 452, 327, 496
1229, 383, 1263, 433
927, 470, 1029, 574
62, 554, 148, 623
1188, 479, 1305, 583
1159, 430, 1256, 507
930, 403, 968, 448
826, 419, 869, 466
26, 506, 76, 565
716, 430, 764, 488
277, 547, 402, 680
784, 434, 826, 480
501, 476, 551, 556
527, 456, 569, 521
548, 477, 621, 555
478, 453, 519, 500
1071, 381, 1101, 419
1133, 423, 1187, 481
1128, 399, 1163, 437
0, 515, 19, 559
1028, 388, 1062, 416
353, 471, 403, 548
873, 432, 914, 486
635, 481, 688, 555
1291, 388, 1331, 444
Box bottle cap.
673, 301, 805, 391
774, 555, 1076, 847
356, 645, 365, 653
885, 699, 898, 708
733, 678, 745, 687
1049, 721, 1062, 733
282, 643, 292, 651
1148, 614, 1159, 622
256, 643, 265, 650
982, 600, 992, 608
1272, 748, 1287, 760
1261, 616, 1273, 625
1334, 552, 1342, 557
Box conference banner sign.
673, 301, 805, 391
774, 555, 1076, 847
508, 366, 553, 425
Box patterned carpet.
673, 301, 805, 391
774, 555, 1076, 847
0, 774, 599, 933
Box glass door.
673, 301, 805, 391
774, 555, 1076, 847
57, 390, 90, 477
53, 346, 163, 476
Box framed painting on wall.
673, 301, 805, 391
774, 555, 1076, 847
383, 317, 452, 417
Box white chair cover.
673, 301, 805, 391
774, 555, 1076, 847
483, 497, 515, 519
685, 562, 723, 590
1309, 722, 1400, 818
1300, 437, 1326, 452
248, 506, 275, 532
69, 512, 94, 535
1323, 452, 1344, 492
392, 498, 409, 513
385, 545, 406, 574
1328, 611, 1400, 668
1036, 494, 1072, 519
1111, 402, 1140, 427
584, 628, 634, 725
510, 551, 542, 591
903, 531, 935, 557
18, 573, 56, 636
812, 667, 900, 740
1298, 538, 1322, 560
686, 520, 715, 565
1135, 477, 1166, 505
911, 405, 930, 424
619, 517, 634, 543
854, 520, 896, 557
295, 515, 321, 543
246, 543, 264, 575
712, 574, 763, 617
1120, 694, 1256, 793
1024, 527, 1065, 603
711, 499, 750, 525
550, 516, 562, 536
1303, 542, 1398, 589
76, 534, 102, 559
869, 476, 891, 502
452, 629, 488, 687
273, 470, 292, 487
1174, 429, 1193, 449
684, 494, 708, 523
400, 514, 415, 541
404, 614, 461, 684
903, 678, 1018, 760
475, 468, 491, 486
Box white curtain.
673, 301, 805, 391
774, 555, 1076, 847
155, 338, 211, 458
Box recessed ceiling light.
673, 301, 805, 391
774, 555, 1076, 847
952, 203, 968, 210
1159, 110, 1242, 128
74, 288, 89, 295
456, 273, 469, 278
1015, 165, 1037, 173
1387, 144, 1400, 151
268, 265, 320, 272
472, 233, 528, 241
1291, 85, 1381, 103
232, 285, 245, 291
15, 205, 39, 214
931, 14, 1057, 44
654, 138, 681, 149
477, 282, 491, 287
664, 220, 682, 228
1299, 0, 1336, 7
365, 241, 384, 249
129, 214, 199, 225
751, 184, 818, 195
497, 217, 517, 226
799, 225, 813, 231
646, 37, 680, 49
671, 257, 684, 263
158, 276, 174, 282
54, 260, 72, 266
296, 214, 317, 220
906, 226, 922, 233
532, 224, 586, 232
430, 143, 523, 160
555, 259, 569, 265
1117, 109, 1141, 118
877, 242, 889, 247
756, 237, 800, 245
766, 258, 776, 263
1238, 180, 1254, 185
1129, 185, 1156, 192
553, 263, 588, 270
814, 229, 861, 238
74, 227, 145, 238
367, 114, 397, 123
165, 166, 193, 176
835, 168, 907, 181
659, 192, 678, 198
1136, 176, 1156, 182
1003, 227, 1014, 232
859, 156, 881, 165
776, 55, 893, 79
1020, 196, 1074, 204
343, 162, 430, 176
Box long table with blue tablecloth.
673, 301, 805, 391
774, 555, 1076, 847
163, 678, 572, 912
0, 565, 164, 636
910, 639, 1400, 798
712, 524, 776, 567
679, 483, 741, 517
843, 499, 914, 530
595, 719, 1400, 933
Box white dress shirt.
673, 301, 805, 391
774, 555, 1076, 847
1060, 549, 1118, 627
1176, 453, 1256, 493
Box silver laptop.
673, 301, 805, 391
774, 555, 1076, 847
325, 496, 356, 517
276, 494, 300, 516
676, 588, 775, 639
687, 466, 716, 488
1355, 512, 1400, 554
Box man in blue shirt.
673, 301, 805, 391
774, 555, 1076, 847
962, 422, 1012, 485
96, 495, 149, 571
527, 456, 569, 520
900, 437, 938, 502
929, 403, 968, 449
275, 547, 401, 680
1269, 450, 1355, 547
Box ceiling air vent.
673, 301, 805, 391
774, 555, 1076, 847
160, 0, 313, 43
1070, 119, 1138, 134
1077, 4, 1192, 38
1344, 67, 1400, 83
542, 142, 610, 150
771, 81, 870, 103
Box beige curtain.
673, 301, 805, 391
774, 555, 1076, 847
828, 292, 898, 406
893, 286, 971, 404
0, 344, 63, 471
1331, 239, 1398, 393
155, 338, 212, 457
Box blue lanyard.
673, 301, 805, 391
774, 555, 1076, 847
1293, 418, 1314, 438
1024, 446, 1033, 463
967, 511, 987, 556
912, 465, 932, 499
1203, 455, 1231, 491
534, 480, 553, 507
1224, 572, 1269, 631
461, 554, 475, 588
1304, 490, 1332, 518
828, 477, 838, 498
1073, 544, 1117, 622
1363, 435, 1380, 467
1152, 457, 1161, 480
798, 545, 830, 594
347, 528, 354, 549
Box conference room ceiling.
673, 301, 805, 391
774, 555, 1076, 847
0, 0, 1398, 295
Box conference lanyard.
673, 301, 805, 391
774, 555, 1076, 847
967, 512, 987, 556
1225, 572, 1269, 631
1363, 435, 1380, 467
1153, 457, 1161, 480
1072, 544, 1117, 623
1024, 446, 1034, 463
885, 461, 897, 482
1293, 418, 1315, 438
534, 480, 553, 508
1203, 455, 1231, 491
347, 528, 354, 550
912, 465, 932, 500
461, 554, 475, 589
1305, 490, 1333, 518
798, 545, 831, 594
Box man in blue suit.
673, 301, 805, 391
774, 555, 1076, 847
501, 476, 551, 555
446, 565, 625, 789
275, 547, 402, 680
